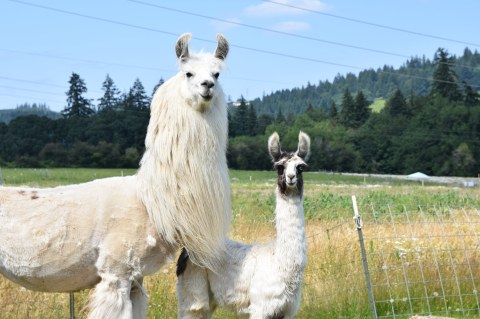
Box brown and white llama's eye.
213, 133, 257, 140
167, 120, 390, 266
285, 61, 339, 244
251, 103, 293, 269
297, 164, 307, 173
186, 72, 193, 78
213, 72, 220, 79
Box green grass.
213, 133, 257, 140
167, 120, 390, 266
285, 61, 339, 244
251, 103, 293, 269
1, 168, 480, 318
0, 168, 136, 187
370, 98, 386, 113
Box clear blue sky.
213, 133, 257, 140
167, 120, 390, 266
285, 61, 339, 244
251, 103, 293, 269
1, 0, 479, 112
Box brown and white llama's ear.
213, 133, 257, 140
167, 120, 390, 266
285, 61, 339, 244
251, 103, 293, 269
268, 132, 281, 161
215, 33, 229, 60
296, 131, 311, 161
176, 33, 191, 60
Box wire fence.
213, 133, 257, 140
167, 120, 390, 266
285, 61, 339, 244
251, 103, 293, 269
1, 195, 479, 318
354, 196, 480, 319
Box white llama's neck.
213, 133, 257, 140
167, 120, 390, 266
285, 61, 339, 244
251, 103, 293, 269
274, 189, 307, 278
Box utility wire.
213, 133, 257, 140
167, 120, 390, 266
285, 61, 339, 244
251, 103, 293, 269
4, 0, 179, 38
263, 0, 480, 48
4, 0, 480, 91
0, 92, 64, 104
0, 75, 66, 88
128, 0, 408, 59
0, 84, 64, 96
0, 48, 171, 73
129, 0, 478, 71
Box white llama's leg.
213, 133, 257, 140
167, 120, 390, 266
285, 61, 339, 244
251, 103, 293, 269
177, 260, 212, 319
87, 274, 133, 319
131, 278, 147, 319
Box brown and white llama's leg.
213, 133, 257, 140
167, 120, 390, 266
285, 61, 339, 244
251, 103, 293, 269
86, 273, 133, 319
131, 278, 147, 319
176, 249, 213, 319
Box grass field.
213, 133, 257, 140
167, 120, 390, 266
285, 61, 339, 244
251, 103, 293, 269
370, 98, 386, 113
0, 168, 479, 318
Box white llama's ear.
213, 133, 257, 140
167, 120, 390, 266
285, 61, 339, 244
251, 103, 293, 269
176, 33, 192, 60
268, 132, 281, 161
215, 33, 229, 60
297, 131, 311, 161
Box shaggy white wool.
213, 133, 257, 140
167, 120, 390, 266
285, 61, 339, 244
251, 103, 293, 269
0, 33, 231, 319
0, 176, 172, 293
137, 34, 231, 270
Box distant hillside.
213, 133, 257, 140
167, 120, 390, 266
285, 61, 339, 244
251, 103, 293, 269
0, 103, 61, 123
251, 47, 480, 116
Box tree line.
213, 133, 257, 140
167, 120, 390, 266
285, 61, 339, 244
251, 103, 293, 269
0, 48, 479, 176
251, 47, 480, 116
228, 48, 480, 176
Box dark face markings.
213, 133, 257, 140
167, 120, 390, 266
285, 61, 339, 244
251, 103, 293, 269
274, 152, 306, 197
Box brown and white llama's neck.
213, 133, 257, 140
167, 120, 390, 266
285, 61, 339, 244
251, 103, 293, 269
274, 183, 307, 278
267, 131, 310, 282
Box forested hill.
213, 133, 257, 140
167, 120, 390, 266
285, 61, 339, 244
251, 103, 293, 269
251, 47, 480, 116
0, 103, 60, 123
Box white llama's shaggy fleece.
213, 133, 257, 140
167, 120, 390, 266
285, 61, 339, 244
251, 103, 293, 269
0, 176, 172, 293
137, 34, 231, 270
0, 33, 231, 319
176, 132, 310, 319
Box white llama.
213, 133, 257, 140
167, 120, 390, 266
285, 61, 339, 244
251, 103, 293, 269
0, 33, 231, 319
176, 131, 311, 319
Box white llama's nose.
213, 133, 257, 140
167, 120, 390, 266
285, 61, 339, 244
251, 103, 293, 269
201, 80, 214, 89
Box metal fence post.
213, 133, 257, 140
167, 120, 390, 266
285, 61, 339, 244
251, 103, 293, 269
70, 292, 75, 319
352, 195, 377, 319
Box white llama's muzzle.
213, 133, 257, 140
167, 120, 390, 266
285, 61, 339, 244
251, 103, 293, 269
200, 80, 215, 101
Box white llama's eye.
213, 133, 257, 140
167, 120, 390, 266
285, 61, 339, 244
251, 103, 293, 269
186, 72, 193, 78
213, 72, 220, 79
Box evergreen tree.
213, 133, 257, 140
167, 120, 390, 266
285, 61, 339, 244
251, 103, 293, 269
152, 78, 165, 97
353, 90, 370, 127
431, 48, 462, 101
328, 101, 338, 120
256, 113, 274, 135
124, 78, 150, 110
62, 72, 94, 118
98, 74, 121, 111
384, 89, 409, 117
232, 97, 249, 136
462, 81, 480, 106
247, 103, 258, 136
338, 88, 355, 128
276, 108, 286, 123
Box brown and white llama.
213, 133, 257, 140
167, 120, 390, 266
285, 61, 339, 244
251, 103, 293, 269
176, 131, 310, 319
0, 33, 231, 319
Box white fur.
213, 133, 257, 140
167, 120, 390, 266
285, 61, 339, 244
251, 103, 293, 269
177, 132, 310, 319
137, 33, 231, 270
0, 176, 172, 319
0, 33, 231, 319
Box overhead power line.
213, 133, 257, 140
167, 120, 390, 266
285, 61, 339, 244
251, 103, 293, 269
128, 0, 408, 59
128, 0, 477, 71
0, 92, 64, 104
4, 0, 480, 90
0, 75, 66, 88
263, 0, 480, 48
0, 84, 64, 96
0, 48, 172, 73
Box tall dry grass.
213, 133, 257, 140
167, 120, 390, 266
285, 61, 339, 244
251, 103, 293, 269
0, 170, 479, 318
